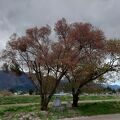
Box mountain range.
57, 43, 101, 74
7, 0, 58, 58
0, 70, 120, 92
102, 84, 120, 91
0, 70, 35, 91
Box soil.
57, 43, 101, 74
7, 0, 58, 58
61, 114, 120, 120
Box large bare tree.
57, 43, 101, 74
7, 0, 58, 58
1, 18, 120, 110
1, 21, 79, 110
55, 18, 120, 107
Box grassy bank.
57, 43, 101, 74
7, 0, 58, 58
0, 95, 120, 105
1, 101, 120, 119
0, 95, 40, 105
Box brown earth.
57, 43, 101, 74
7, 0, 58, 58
60, 114, 120, 120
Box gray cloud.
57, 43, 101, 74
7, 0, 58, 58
0, 0, 120, 49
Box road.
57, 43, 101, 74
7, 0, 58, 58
61, 114, 120, 120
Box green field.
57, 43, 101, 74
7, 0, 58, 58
0, 95, 120, 105
0, 95, 120, 119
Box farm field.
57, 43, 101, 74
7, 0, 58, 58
1, 95, 120, 119
0, 95, 120, 105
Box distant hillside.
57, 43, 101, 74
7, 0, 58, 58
0, 70, 35, 91
109, 85, 120, 90
1, 70, 120, 92
103, 84, 120, 91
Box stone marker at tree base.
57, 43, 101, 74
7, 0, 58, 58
53, 96, 65, 111
53, 96, 61, 107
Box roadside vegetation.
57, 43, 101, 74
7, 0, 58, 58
1, 99, 120, 119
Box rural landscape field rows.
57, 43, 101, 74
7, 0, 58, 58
0, 95, 120, 119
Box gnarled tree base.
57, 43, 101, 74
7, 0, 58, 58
72, 94, 79, 107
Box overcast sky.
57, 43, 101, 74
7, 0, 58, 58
0, 0, 120, 49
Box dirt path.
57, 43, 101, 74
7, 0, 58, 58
61, 114, 120, 120
0, 103, 39, 107
79, 99, 120, 103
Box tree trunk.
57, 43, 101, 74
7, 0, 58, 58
41, 103, 48, 111
40, 95, 49, 111
72, 94, 79, 107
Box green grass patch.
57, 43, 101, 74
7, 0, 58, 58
0, 95, 120, 105
79, 95, 120, 101
0, 95, 73, 105
0, 95, 40, 105
0, 104, 38, 119
79, 101, 120, 116
0, 94, 120, 119
1, 101, 120, 119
